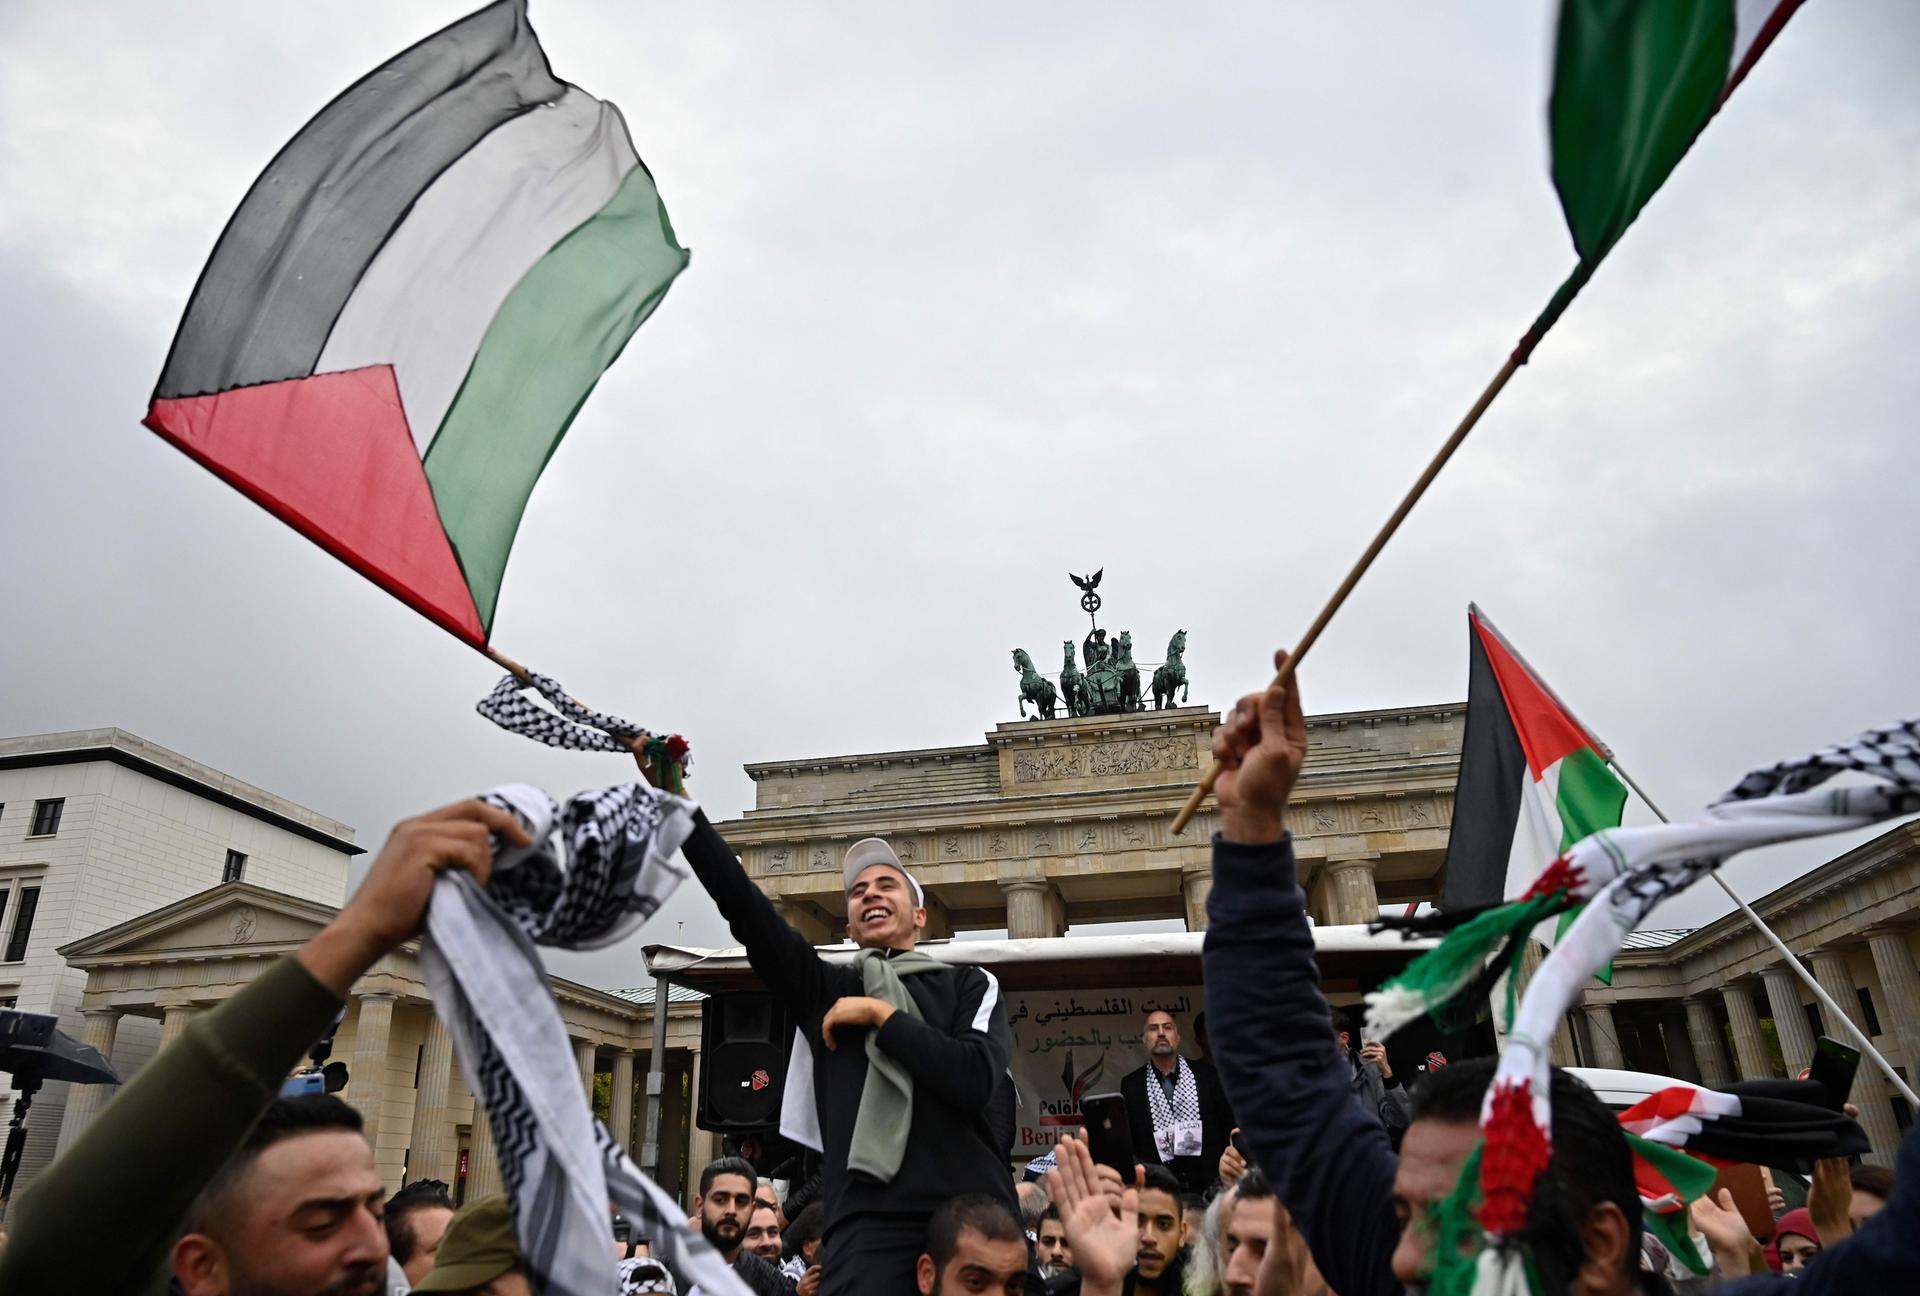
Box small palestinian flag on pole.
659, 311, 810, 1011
1441, 605, 1627, 916
1368, 606, 1627, 1034
145, 0, 688, 649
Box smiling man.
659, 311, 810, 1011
674, 814, 1015, 1296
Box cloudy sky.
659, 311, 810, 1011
3, 1, 1916, 990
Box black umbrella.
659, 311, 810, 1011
0, 1011, 120, 1209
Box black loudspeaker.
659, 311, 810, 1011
698, 993, 791, 1131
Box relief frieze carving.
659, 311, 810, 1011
1010, 737, 1199, 783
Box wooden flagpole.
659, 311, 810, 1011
1170, 352, 1523, 833
1608, 759, 1920, 1108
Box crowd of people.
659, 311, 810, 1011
0, 659, 1916, 1294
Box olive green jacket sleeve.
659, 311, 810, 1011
0, 955, 344, 1296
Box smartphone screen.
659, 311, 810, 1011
1079, 1092, 1138, 1179
1809, 1035, 1861, 1111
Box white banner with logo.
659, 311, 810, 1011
1007, 986, 1204, 1162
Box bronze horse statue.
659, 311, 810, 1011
1012, 648, 1058, 719
1152, 629, 1189, 709
1059, 640, 1087, 718
1112, 631, 1142, 712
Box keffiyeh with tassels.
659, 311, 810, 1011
419, 781, 749, 1296
1368, 718, 1920, 1296
478, 671, 692, 791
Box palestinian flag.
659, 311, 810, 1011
1620, 1079, 1871, 1169
1519, 0, 1808, 358
144, 0, 688, 648
1441, 605, 1627, 913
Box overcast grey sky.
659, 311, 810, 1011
3, 2, 1916, 990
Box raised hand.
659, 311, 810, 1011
301, 799, 529, 995
1211, 650, 1308, 844
1045, 1135, 1140, 1296
1689, 1187, 1758, 1278
1809, 1156, 1854, 1246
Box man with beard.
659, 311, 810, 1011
670, 809, 1014, 1296
170, 1095, 388, 1296
693, 1158, 793, 1296
1119, 1012, 1233, 1196
1035, 1206, 1074, 1284
915, 1195, 1031, 1296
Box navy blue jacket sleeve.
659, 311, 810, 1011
1203, 834, 1401, 1296
1714, 1121, 1920, 1295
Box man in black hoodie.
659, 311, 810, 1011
675, 812, 1014, 1296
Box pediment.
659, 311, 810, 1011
59, 882, 337, 964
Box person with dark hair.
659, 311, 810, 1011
695, 1156, 794, 1296
0, 797, 526, 1296
1119, 1011, 1234, 1197
916, 1193, 1029, 1296
664, 787, 1015, 1296
783, 1201, 828, 1284
170, 1094, 385, 1296
1327, 1006, 1409, 1139
1035, 1204, 1073, 1282
1201, 659, 1650, 1296
1850, 1162, 1894, 1229
1129, 1165, 1187, 1296
386, 1178, 457, 1288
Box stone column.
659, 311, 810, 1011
575, 1038, 599, 1100
348, 993, 397, 1148
1867, 930, 1920, 1077
159, 1004, 197, 1050
1721, 982, 1773, 1080
1181, 864, 1212, 932
1660, 1008, 1701, 1082
1001, 881, 1063, 940
409, 1012, 458, 1185
1808, 949, 1903, 1164
1684, 998, 1734, 1090
1761, 967, 1816, 1078
466, 1109, 501, 1201
608, 1050, 637, 1157
1581, 1002, 1628, 1070
55, 1009, 121, 1154
1316, 855, 1380, 926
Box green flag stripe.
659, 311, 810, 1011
1549, 1, 1734, 265
423, 161, 689, 631
1554, 746, 1629, 851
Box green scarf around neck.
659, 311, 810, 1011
847, 947, 944, 1181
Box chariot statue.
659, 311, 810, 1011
1008, 570, 1190, 719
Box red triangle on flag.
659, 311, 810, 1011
1469, 605, 1608, 781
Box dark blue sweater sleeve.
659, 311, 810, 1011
1204, 834, 1401, 1296
1714, 1121, 1920, 1295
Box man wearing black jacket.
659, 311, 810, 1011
1118, 1011, 1233, 1196
676, 817, 1014, 1296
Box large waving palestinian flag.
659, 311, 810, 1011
145, 0, 688, 648
1521, 0, 1807, 356
1440, 605, 1627, 913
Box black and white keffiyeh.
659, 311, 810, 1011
1141, 1055, 1203, 1162
420, 782, 749, 1296
478, 670, 651, 752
